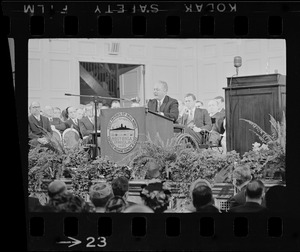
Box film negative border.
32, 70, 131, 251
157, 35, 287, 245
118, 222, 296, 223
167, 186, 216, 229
26, 213, 294, 251
1, 1, 300, 251
2, 2, 292, 38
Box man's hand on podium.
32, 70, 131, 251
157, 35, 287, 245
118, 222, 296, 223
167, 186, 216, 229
158, 112, 164, 116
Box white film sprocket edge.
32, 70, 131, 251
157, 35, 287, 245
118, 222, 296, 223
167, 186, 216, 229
2, 1, 298, 251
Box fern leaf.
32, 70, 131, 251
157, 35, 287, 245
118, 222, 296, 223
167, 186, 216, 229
269, 115, 279, 141
249, 129, 267, 144
240, 118, 273, 143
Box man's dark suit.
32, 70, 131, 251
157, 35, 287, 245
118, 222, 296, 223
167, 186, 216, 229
211, 110, 225, 134
65, 118, 82, 138
50, 117, 66, 133
28, 114, 53, 139
229, 202, 267, 213
147, 95, 179, 122
229, 187, 247, 209
229, 187, 266, 209
180, 108, 212, 130
179, 108, 212, 144
78, 116, 101, 138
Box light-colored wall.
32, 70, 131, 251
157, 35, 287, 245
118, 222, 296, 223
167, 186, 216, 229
28, 39, 286, 110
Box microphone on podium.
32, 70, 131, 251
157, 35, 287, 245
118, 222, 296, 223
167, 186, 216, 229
234, 56, 242, 76
65, 93, 72, 96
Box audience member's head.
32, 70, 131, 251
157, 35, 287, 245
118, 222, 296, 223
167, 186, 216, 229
184, 93, 197, 110
53, 107, 62, 119
101, 102, 110, 110
29, 101, 41, 117
189, 178, 212, 199
207, 99, 219, 116
89, 183, 114, 210
232, 164, 252, 190
245, 180, 265, 203
195, 100, 204, 109
105, 196, 127, 213
43, 106, 54, 118
153, 80, 168, 100
214, 96, 225, 111
76, 108, 84, 120
192, 185, 214, 210
85, 104, 94, 118
111, 100, 121, 108
67, 106, 77, 120
111, 176, 129, 198
131, 102, 140, 107
122, 204, 154, 213
140, 182, 171, 213
265, 185, 286, 211
48, 180, 67, 199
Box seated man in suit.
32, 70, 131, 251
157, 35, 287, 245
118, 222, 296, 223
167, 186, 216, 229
147, 80, 179, 122
79, 104, 101, 144
214, 95, 225, 114
229, 180, 267, 213
207, 99, 226, 146
43, 105, 66, 133
64, 106, 82, 138
28, 101, 53, 146
178, 93, 212, 144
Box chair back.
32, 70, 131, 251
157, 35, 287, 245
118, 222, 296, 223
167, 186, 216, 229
62, 128, 80, 148
52, 128, 62, 144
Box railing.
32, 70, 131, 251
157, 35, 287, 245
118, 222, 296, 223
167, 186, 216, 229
80, 62, 117, 97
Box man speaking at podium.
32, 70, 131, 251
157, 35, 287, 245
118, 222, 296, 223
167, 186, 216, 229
147, 80, 179, 122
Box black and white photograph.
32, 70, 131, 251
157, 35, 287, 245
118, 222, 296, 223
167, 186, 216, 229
26, 38, 286, 214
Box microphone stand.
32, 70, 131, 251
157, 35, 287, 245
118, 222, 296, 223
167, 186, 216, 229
65, 93, 131, 159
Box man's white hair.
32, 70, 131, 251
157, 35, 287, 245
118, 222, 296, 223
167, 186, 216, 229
157, 80, 168, 92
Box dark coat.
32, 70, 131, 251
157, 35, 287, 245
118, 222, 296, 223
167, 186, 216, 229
78, 116, 101, 137
50, 117, 66, 132
229, 188, 266, 209
180, 108, 212, 131
28, 197, 42, 212
229, 202, 267, 213
229, 188, 247, 209
147, 95, 179, 122
211, 110, 226, 134
28, 114, 53, 139
65, 118, 82, 138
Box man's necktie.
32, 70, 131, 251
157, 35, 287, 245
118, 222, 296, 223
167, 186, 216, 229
157, 100, 161, 112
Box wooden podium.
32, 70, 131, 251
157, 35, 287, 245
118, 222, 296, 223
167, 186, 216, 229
223, 74, 286, 155
100, 107, 174, 164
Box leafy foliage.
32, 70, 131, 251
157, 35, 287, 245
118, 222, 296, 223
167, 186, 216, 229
239, 112, 286, 180
29, 114, 285, 210
240, 111, 286, 154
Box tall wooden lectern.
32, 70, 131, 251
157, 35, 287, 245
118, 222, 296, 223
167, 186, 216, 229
223, 73, 286, 155
100, 107, 174, 164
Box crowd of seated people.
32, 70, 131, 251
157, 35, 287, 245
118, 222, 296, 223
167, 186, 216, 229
28, 97, 144, 148
29, 161, 285, 214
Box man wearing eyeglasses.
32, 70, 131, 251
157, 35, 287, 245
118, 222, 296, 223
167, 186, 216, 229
28, 101, 53, 145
